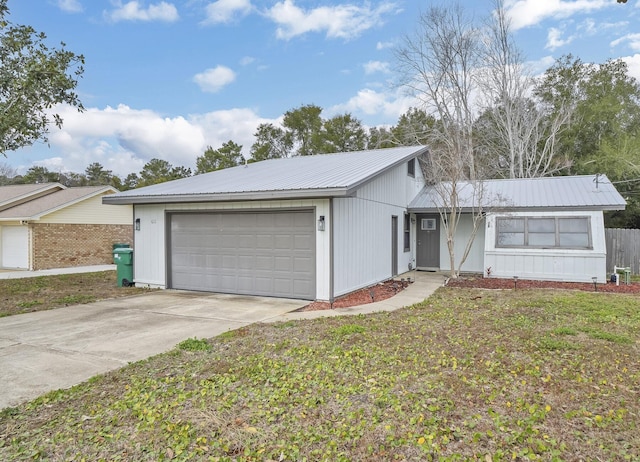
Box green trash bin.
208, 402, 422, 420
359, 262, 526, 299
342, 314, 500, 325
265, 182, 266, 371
113, 248, 134, 287
112, 243, 130, 263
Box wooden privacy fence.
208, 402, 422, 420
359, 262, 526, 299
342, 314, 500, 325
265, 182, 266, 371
605, 228, 640, 275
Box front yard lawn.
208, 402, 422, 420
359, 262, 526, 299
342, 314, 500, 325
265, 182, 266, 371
1, 288, 639, 460
0, 271, 151, 317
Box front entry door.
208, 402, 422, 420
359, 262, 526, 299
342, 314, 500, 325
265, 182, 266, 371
416, 214, 440, 269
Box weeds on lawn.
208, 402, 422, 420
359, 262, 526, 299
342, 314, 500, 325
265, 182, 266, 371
0, 271, 151, 317
1, 288, 639, 460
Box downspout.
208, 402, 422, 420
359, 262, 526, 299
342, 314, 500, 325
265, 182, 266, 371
329, 197, 335, 306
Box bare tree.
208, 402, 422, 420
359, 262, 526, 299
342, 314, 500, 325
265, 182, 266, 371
477, 0, 573, 178
395, 4, 485, 278
0, 160, 17, 185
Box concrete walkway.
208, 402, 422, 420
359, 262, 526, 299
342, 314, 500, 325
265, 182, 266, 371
0, 267, 444, 409
271, 270, 445, 322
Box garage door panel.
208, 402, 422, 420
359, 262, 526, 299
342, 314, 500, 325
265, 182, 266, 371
274, 255, 292, 271
294, 256, 314, 272
170, 211, 315, 299
274, 235, 292, 250
1, 226, 29, 269
221, 255, 237, 270
294, 234, 313, 249
256, 235, 273, 249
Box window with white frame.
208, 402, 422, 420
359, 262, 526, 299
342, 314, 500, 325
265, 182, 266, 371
496, 216, 592, 249
407, 158, 415, 177
421, 218, 436, 231
403, 213, 411, 252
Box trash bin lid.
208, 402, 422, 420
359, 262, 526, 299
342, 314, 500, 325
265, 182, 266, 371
113, 247, 133, 254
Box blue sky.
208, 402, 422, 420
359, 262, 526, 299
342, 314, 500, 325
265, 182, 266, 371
4, 0, 640, 177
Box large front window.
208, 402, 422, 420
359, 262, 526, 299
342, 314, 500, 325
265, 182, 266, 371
496, 216, 591, 249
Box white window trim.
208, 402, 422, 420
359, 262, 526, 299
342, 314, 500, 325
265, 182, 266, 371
495, 216, 593, 250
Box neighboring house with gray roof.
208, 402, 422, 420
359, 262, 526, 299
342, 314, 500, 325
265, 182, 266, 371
0, 184, 133, 270
103, 147, 625, 301
409, 175, 626, 283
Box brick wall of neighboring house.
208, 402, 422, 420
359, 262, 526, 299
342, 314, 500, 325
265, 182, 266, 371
31, 223, 133, 270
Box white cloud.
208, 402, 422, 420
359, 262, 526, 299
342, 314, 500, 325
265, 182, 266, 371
504, 0, 609, 30
239, 56, 255, 66
363, 60, 391, 74
329, 87, 415, 123
546, 27, 574, 50
44, 105, 205, 175
611, 33, 640, 51
193, 66, 236, 93
526, 55, 556, 76
265, 0, 399, 40
57, 0, 83, 13
376, 40, 394, 50
28, 104, 281, 176
105, 1, 179, 23
202, 0, 252, 24
622, 54, 640, 81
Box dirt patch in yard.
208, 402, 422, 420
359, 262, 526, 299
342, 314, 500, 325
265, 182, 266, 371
446, 275, 640, 294
299, 279, 411, 311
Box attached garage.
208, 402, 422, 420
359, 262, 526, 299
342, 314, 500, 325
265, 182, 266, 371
168, 210, 316, 299
1, 226, 29, 269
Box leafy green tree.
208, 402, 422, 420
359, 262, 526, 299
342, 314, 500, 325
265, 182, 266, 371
367, 126, 395, 149
535, 56, 640, 166
61, 171, 87, 187
320, 114, 367, 153
195, 141, 242, 174
137, 158, 191, 187
85, 162, 114, 186
0, 0, 84, 155
391, 108, 435, 146
250, 123, 292, 162
122, 172, 139, 190
282, 104, 323, 156
22, 165, 59, 184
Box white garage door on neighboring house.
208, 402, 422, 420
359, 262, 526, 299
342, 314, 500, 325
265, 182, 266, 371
1, 226, 29, 269
168, 211, 316, 300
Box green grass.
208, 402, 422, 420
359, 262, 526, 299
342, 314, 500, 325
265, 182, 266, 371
1, 288, 639, 461
0, 271, 152, 317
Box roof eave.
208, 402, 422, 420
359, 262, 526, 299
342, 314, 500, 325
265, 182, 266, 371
102, 187, 352, 205
408, 205, 627, 213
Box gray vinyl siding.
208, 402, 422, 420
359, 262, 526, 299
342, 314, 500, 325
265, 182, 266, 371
484, 211, 608, 283
333, 163, 423, 296
437, 214, 485, 274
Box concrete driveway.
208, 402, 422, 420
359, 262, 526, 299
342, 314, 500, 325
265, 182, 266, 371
0, 291, 306, 409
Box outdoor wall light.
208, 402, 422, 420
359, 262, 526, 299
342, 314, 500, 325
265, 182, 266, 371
135, 218, 141, 231
317, 215, 325, 231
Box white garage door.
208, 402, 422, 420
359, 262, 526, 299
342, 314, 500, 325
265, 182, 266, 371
1, 226, 29, 269
169, 211, 316, 299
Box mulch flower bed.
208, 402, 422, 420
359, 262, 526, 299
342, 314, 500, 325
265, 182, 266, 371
298, 279, 411, 311
446, 276, 640, 293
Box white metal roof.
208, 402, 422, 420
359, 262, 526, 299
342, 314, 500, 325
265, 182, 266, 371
409, 175, 626, 212
103, 146, 428, 205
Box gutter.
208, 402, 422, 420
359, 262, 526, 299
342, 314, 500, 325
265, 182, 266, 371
102, 187, 355, 205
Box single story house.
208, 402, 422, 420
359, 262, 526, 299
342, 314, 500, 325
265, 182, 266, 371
103, 146, 428, 301
0, 183, 133, 270
103, 147, 625, 300
409, 175, 626, 283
